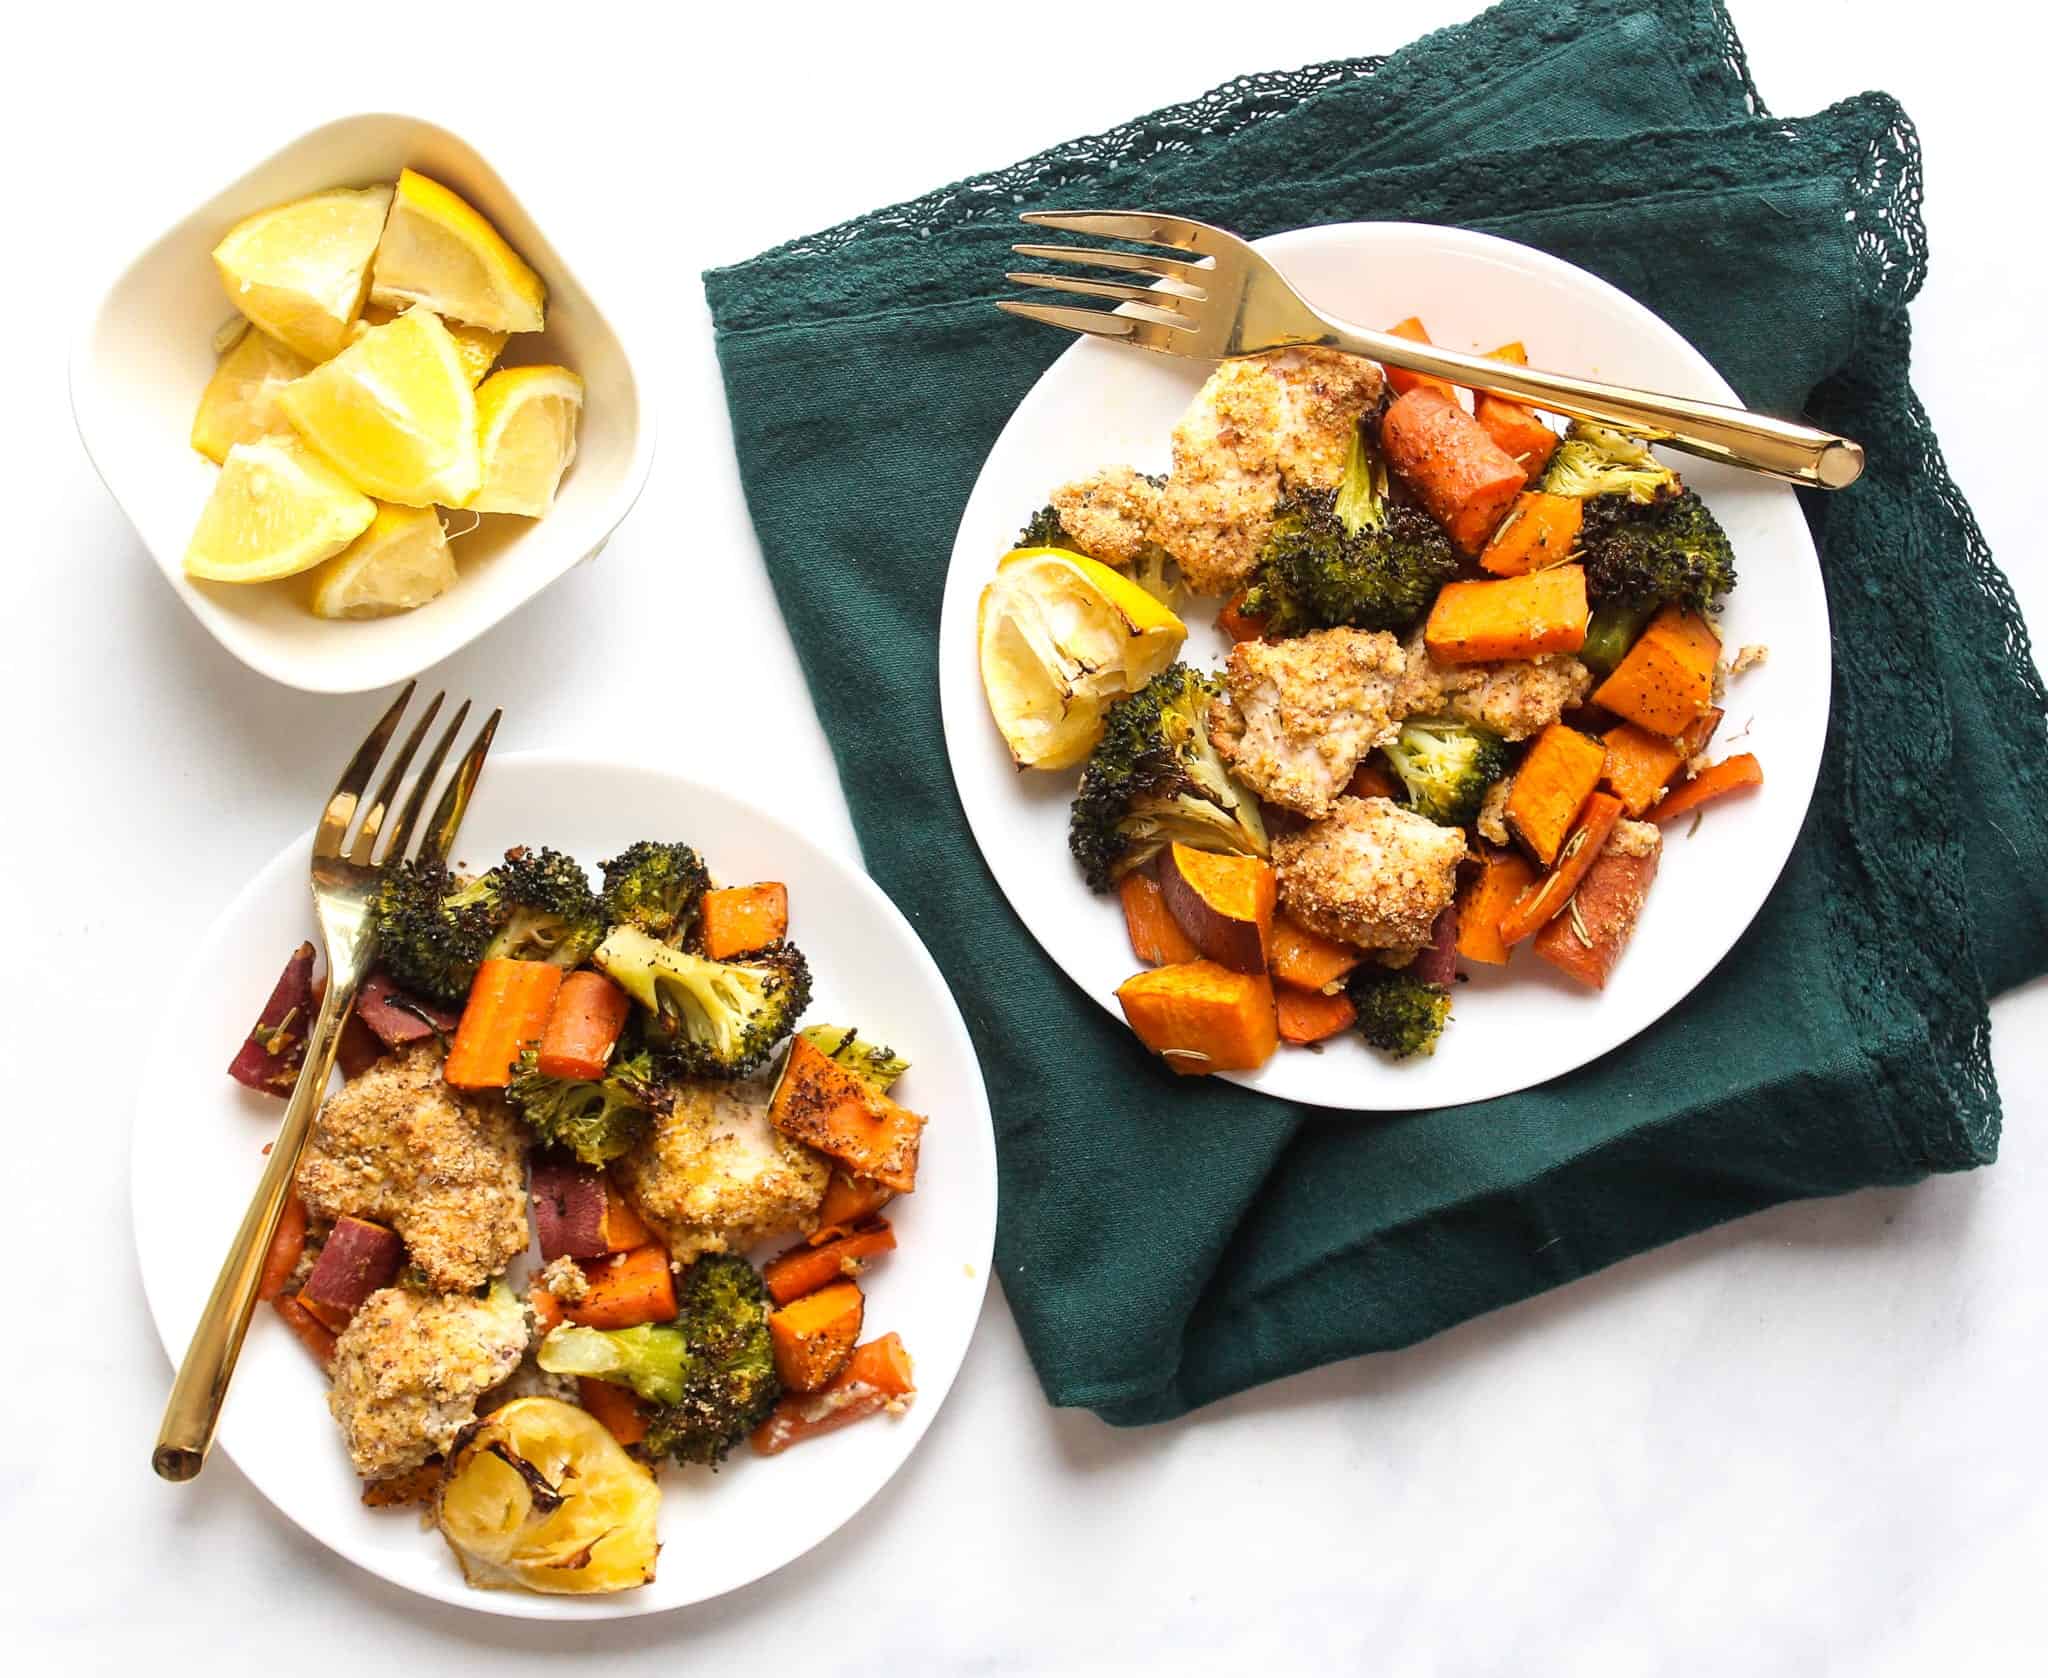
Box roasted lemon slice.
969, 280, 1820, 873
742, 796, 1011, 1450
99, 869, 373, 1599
310, 503, 456, 618
370, 168, 545, 334
279, 306, 480, 507
191, 327, 310, 464
353, 303, 505, 386
977, 547, 1185, 770
183, 436, 376, 583
212, 185, 393, 362
469, 365, 583, 517
437, 1397, 659, 1595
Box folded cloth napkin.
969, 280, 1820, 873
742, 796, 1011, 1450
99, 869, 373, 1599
705, 0, 2048, 1423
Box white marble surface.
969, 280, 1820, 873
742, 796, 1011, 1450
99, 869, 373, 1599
8, 2, 2043, 1671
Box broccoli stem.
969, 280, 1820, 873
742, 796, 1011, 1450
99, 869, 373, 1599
1580, 598, 1657, 678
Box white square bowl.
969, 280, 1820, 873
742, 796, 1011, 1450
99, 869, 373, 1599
71, 113, 655, 693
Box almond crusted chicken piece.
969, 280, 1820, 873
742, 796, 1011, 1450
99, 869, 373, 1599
1210, 628, 1409, 818
1400, 626, 1593, 741
1047, 466, 1166, 568
1272, 796, 1467, 950
612, 1080, 829, 1263
1153, 347, 1385, 597
296, 1042, 529, 1293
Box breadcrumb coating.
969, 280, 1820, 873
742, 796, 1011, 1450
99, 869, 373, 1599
1048, 466, 1165, 567
1272, 795, 1466, 949
297, 1043, 529, 1293
1400, 626, 1592, 741
1210, 628, 1408, 817
1476, 776, 1513, 846
1606, 818, 1664, 858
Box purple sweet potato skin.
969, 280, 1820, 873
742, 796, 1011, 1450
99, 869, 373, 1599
303, 1216, 404, 1314
355, 971, 459, 1048
228, 943, 317, 1097
529, 1156, 610, 1261
1412, 906, 1459, 989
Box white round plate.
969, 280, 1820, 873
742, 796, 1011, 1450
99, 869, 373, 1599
132, 753, 997, 1617
940, 223, 1829, 1111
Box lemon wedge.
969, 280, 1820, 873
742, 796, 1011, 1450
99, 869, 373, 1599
977, 547, 1186, 770
191, 327, 311, 464
370, 169, 545, 334
437, 1397, 659, 1595
183, 436, 377, 583
279, 307, 480, 507
469, 365, 583, 517
212, 185, 393, 362
310, 503, 457, 618
353, 303, 505, 386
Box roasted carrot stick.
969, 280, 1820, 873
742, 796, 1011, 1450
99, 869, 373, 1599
257, 1195, 309, 1302
1499, 792, 1624, 946
750, 1334, 916, 1456
536, 970, 632, 1081
1381, 316, 1460, 401
764, 1222, 897, 1306
444, 958, 563, 1089
1381, 385, 1529, 554
577, 1376, 649, 1447
1650, 754, 1764, 823
1471, 342, 1561, 476
529, 1283, 566, 1335
565, 1244, 677, 1330
274, 1295, 338, 1371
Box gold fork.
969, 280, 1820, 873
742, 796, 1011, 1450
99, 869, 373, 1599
152, 684, 501, 1482
1003, 210, 1864, 491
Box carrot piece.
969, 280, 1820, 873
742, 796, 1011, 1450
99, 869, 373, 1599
535, 971, 632, 1081
257, 1195, 309, 1302
1456, 848, 1540, 965
274, 1295, 338, 1371
1157, 844, 1276, 975
1380, 316, 1460, 401
809, 1172, 895, 1245
1217, 592, 1268, 643
1269, 914, 1361, 994
1479, 492, 1583, 576
1599, 721, 1689, 817
765, 1221, 897, 1306
769, 1280, 866, 1392
600, 1178, 654, 1253
1503, 723, 1608, 864
699, 883, 789, 959
1380, 385, 1528, 553
1460, 340, 1560, 476
1499, 793, 1624, 946
1275, 985, 1357, 1045
577, 1376, 649, 1447
1115, 960, 1277, 1075
565, 1244, 677, 1330
1591, 604, 1720, 736
1649, 753, 1763, 824
444, 958, 563, 1090
1424, 564, 1589, 664
769, 1037, 926, 1192
1677, 705, 1726, 759
751, 1334, 916, 1456
1119, 865, 1203, 967
1533, 844, 1661, 989
529, 1283, 565, 1336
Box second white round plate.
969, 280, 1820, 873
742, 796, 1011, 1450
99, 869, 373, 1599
939, 222, 1830, 1111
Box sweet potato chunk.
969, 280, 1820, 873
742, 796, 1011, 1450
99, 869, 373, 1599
700, 883, 789, 959
769, 1280, 865, 1392
770, 1037, 925, 1193
1158, 843, 1276, 975
1275, 986, 1357, 1045
1456, 848, 1539, 965
1268, 914, 1362, 994
301, 1216, 404, 1320
1424, 565, 1589, 664
1591, 604, 1719, 735
565, 1244, 677, 1330
1533, 843, 1660, 989
1479, 492, 1582, 576
1503, 723, 1607, 864
809, 1171, 894, 1244
1115, 961, 1278, 1075
1120, 865, 1203, 967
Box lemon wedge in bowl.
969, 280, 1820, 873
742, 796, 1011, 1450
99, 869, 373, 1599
371, 169, 546, 335
469, 365, 584, 517
183, 436, 377, 583
310, 503, 456, 618
353, 303, 505, 386
977, 547, 1186, 770
211, 185, 393, 362
437, 1397, 659, 1595
279, 307, 480, 507
190, 327, 311, 465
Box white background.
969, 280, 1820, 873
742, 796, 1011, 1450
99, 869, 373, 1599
6, 1, 2042, 1672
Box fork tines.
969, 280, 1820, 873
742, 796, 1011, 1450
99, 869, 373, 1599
317, 681, 501, 870
1000, 210, 1228, 345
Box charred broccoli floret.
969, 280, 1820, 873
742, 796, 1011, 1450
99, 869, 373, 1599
1019, 504, 1070, 548
506, 1044, 665, 1165
1538, 421, 1679, 503
593, 924, 811, 1078
1382, 719, 1512, 827
1348, 965, 1451, 1059
600, 840, 711, 945
539, 1254, 780, 1467
1577, 485, 1736, 615
797, 1024, 909, 1094
1069, 663, 1268, 891
371, 857, 502, 1005
1240, 422, 1457, 636
462, 846, 606, 967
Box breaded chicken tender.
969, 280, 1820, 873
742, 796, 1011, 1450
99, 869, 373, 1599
1154, 347, 1384, 596
1048, 466, 1166, 568
1209, 628, 1408, 818
1273, 795, 1467, 949
327, 1284, 528, 1480
1400, 626, 1592, 741
297, 1043, 529, 1292
612, 1080, 829, 1263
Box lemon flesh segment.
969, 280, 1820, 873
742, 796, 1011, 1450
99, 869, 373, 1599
310, 503, 456, 619
469, 365, 584, 517
353, 303, 505, 386
184, 436, 377, 583
437, 1398, 659, 1595
190, 327, 311, 464
212, 185, 393, 362
371, 169, 545, 335
977, 547, 1186, 770
279, 307, 480, 507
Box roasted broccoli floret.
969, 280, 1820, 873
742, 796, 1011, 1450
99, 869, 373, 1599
797, 1024, 909, 1094
1019, 504, 1070, 548
466, 846, 606, 967
594, 924, 811, 1078
371, 858, 502, 1005
506, 1044, 665, 1165
1382, 719, 1512, 828
1348, 966, 1451, 1059
1069, 663, 1268, 891
1538, 421, 1679, 503
1240, 422, 1457, 636
600, 840, 711, 944
1578, 485, 1736, 615
539, 1253, 781, 1467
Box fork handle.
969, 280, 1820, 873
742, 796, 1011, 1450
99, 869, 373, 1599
1316, 319, 1864, 490
152, 970, 360, 1481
